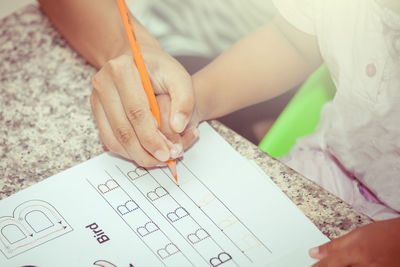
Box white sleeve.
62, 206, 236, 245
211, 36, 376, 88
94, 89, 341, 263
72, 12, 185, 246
272, 0, 316, 35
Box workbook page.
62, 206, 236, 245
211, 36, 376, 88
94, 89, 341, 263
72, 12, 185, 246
0, 123, 328, 267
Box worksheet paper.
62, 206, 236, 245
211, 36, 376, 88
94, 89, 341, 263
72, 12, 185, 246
0, 123, 329, 267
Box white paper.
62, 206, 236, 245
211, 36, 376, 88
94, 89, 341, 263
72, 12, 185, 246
0, 123, 328, 266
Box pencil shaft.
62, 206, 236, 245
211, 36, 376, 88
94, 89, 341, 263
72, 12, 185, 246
115, 0, 161, 126
115, 0, 177, 182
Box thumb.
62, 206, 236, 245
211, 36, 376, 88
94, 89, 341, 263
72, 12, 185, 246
167, 65, 195, 133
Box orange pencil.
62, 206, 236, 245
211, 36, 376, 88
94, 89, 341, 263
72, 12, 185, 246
115, 0, 178, 183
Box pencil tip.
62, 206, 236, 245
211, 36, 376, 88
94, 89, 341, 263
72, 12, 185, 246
167, 160, 178, 184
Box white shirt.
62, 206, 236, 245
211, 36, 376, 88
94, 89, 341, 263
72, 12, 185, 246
129, 0, 274, 57
273, 0, 400, 211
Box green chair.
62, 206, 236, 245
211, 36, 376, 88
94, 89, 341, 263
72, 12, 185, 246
258, 64, 336, 158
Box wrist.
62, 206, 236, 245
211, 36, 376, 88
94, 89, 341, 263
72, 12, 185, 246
137, 34, 163, 51
99, 18, 163, 67
130, 16, 163, 50
116, 33, 163, 59
192, 71, 211, 122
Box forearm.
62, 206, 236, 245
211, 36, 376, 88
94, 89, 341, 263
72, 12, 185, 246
193, 15, 322, 121
38, 0, 161, 68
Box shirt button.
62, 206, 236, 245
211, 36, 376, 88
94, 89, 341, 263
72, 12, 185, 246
366, 63, 376, 77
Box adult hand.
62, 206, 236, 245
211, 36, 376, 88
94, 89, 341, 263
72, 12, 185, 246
310, 217, 400, 267
90, 46, 200, 167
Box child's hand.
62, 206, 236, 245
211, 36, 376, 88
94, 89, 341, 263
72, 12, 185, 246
90, 46, 199, 167
310, 218, 400, 266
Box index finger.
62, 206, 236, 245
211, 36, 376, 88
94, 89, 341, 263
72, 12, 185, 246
108, 55, 171, 162
312, 249, 357, 267
310, 230, 358, 260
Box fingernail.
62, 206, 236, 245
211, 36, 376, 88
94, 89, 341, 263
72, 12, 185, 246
173, 113, 187, 133
154, 150, 169, 162
309, 247, 319, 258
170, 148, 179, 159
174, 143, 183, 154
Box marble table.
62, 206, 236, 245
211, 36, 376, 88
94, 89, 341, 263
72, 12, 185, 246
0, 4, 372, 241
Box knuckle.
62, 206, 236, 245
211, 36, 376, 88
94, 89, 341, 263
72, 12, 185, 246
126, 107, 147, 123
91, 74, 100, 89
114, 126, 133, 145
148, 61, 160, 76
107, 55, 131, 76
91, 74, 106, 95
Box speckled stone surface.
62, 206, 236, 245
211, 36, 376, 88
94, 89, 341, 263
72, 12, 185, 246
211, 121, 373, 239
0, 5, 372, 240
